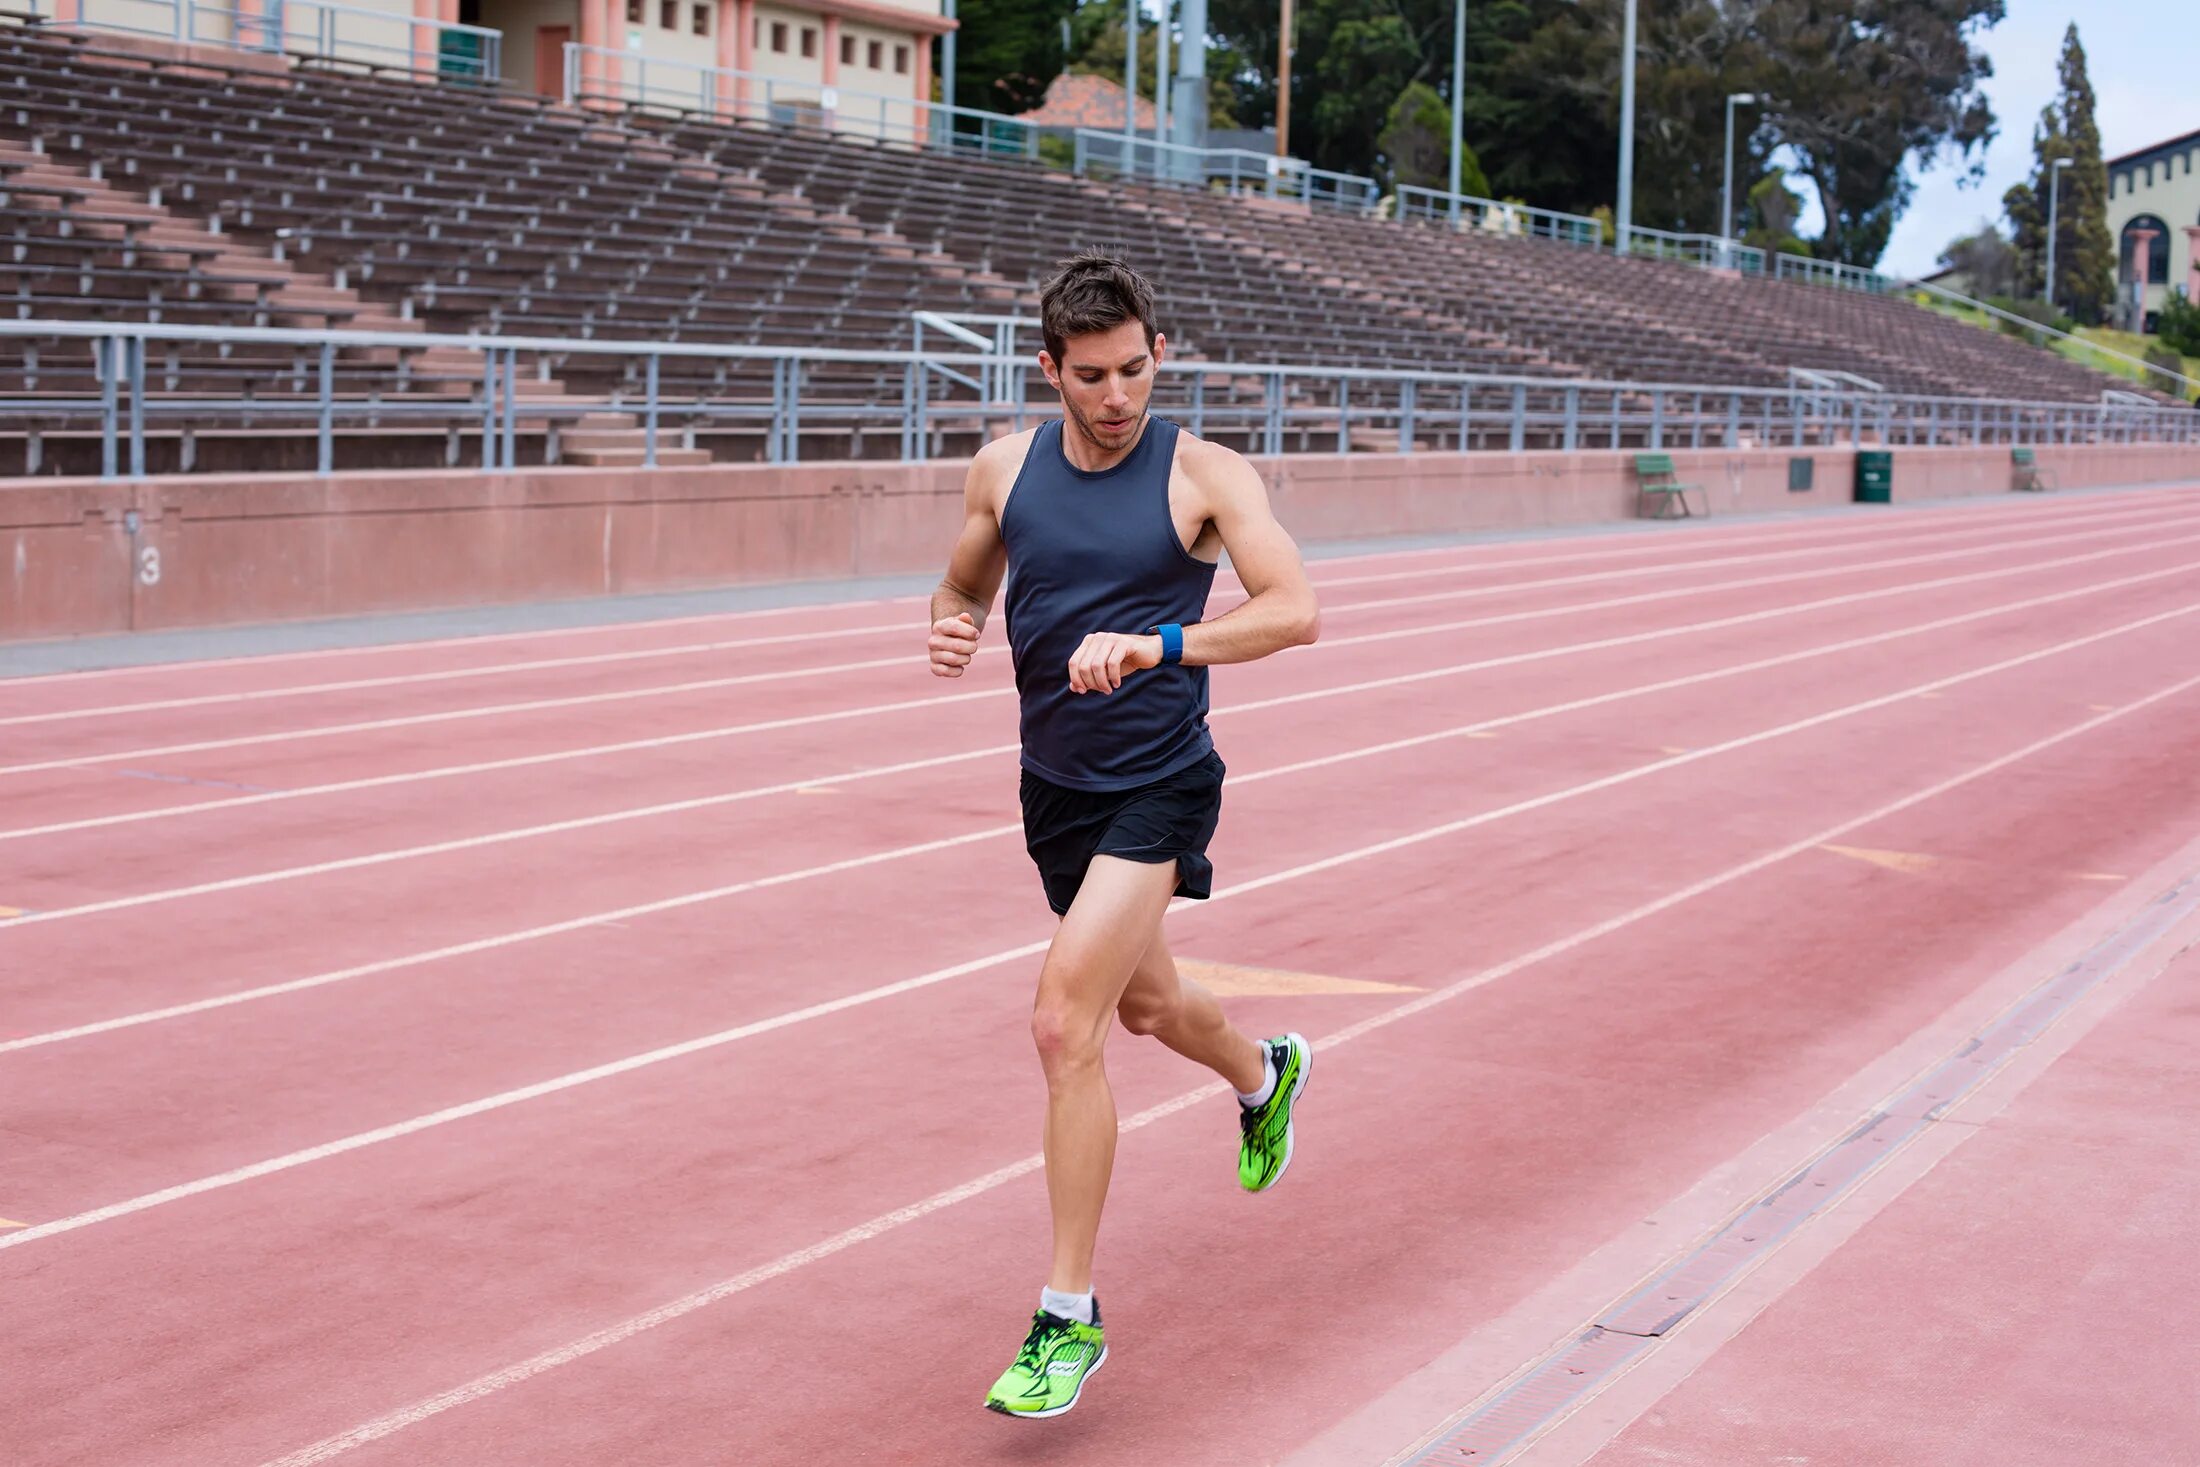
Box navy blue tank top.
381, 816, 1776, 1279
1000, 416, 1217, 791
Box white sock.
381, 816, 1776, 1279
1237, 1044, 1277, 1108
1040, 1286, 1094, 1324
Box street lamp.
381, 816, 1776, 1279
2046, 155, 2074, 314
1616, 0, 1636, 252
1721, 92, 1757, 248
1446, 0, 1467, 222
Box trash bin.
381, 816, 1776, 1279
1855, 450, 1893, 504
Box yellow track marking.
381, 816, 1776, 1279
0, 907, 20, 918
1820, 843, 1942, 875
0, 1218, 27, 1229
793, 787, 843, 796
1176, 959, 1424, 997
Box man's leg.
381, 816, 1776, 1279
1031, 854, 1179, 1295
1115, 926, 1266, 1095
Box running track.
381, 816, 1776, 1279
4, 487, 2199, 1465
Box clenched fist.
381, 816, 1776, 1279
1067, 631, 1163, 694
929, 611, 981, 677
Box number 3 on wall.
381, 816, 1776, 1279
138, 546, 162, 586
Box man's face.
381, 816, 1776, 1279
1041, 319, 1167, 455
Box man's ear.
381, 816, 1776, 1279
1037, 350, 1061, 391
1151, 332, 1167, 367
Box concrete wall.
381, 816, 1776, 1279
6, 443, 2198, 642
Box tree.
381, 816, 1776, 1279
2158, 293, 2200, 358
1937, 222, 2017, 298
1066, 0, 1242, 127
1377, 80, 1486, 194
2004, 25, 2113, 323
953, 0, 1076, 116
1741, 169, 1806, 257
1747, 0, 2002, 267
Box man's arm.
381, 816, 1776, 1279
928, 446, 1011, 678
1067, 444, 1318, 693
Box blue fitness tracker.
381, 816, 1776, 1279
1153, 623, 1184, 665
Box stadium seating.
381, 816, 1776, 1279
0, 19, 2159, 474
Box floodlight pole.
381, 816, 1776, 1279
1275, 0, 1293, 157
1124, 0, 1138, 159
1722, 91, 1757, 263
1616, 0, 1637, 253
1156, 0, 1170, 150
1448, 0, 1465, 223
2046, 156, 2073, 313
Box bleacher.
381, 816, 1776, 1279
0, 20, 2161, 474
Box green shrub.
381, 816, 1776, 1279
1983, 294, 2076, 339
2157, 292, 2200, 357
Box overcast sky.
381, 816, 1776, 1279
1870, 2, 2192, 277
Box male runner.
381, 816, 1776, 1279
926, 252, 1322, 1419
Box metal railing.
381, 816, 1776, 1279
1903, 277, 2200, 399
7, 318, 2194, 481
1774, 251, 1892, 294
27, 0, 499, 80
562, 45, 1036, 160
1393, 186, 1604, 247
1071, 130, 1378, 214
1624, 225, 1768, 275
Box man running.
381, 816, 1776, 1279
926, 252, 1322, 1419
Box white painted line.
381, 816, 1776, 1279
16, 483, 2177, 689
13, 563, 2183, 1053
8, 543, 2191, 919
6, 507, 2190, 780
253, 662, 2200, 1466
7, 500, 2187, 730
4, 602, 2191, 1255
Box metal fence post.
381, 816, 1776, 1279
97, 336, 119, 480
1509, 383, 1526, 452
644, 352, 660, 468
127, 335, 146, 479
501, 347, 517, 470
317, 341, 334, 476
1726, 391, 1739, 449
899, 361, 916, 461
1458, 384, 1472, 453
1397, 378, 1415, 454
767, 357, 786, 465
481, 347, 499, 469
785, 357, 802, 463
1612, 389, 1623, 450
1266, 371, 1284, 457
1649, 389, 1664, 451
1336, 377, 1351, 454
1563, 385, 1579, 452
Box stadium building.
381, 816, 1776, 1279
2107, 124, 2200, 331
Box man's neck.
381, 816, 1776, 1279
1059, 411, 1149, 473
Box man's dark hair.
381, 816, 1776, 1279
1038, 252, 1159, 364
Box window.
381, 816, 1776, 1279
894, 44, 909, 75
658, 0, 674, 29
692, 2, 708, 35
840, 34, 854, 65
800, 26, 815, 58
2121, 215, 2171, 284
865, 39, 879, 69
625, 0, 640, 23
751, 15, 758, 44
769, 20, 785, 52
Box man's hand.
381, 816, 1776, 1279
1067, 631, 1163, 694
929, 612, 981, 677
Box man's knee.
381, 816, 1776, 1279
1116, 986, 1179, 1038
1032, 991, 1107, 1072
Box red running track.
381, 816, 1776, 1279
3, 487, 2199, 1466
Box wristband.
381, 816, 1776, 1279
1152, 623, 1184, 665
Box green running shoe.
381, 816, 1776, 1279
1239, 1032, 1311, 1192
984, 1303, 1107, 1419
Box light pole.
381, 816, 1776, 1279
1448, 0, 1466, 223
1721, 92, 1757, 250
2046, 155, 2073, 314
1616, 0, 1636, 252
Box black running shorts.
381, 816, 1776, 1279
1018, 751, 1225, 916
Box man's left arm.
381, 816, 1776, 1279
1066, 447, 1319, 693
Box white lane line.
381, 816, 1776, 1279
251, 663, 2200, 1465
4, 603, 2191, 1256
4, 529, 2193, 866
8, 534, 2191, 923
7, 506, 2191, 780
7, 499, 2186, 730
15, 484, 2176, 690
12, 564, 2182, 1054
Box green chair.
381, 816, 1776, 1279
1633, 452, 1707, 518
2011, 446, 2056, 492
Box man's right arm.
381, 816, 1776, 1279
928, 449, 1010, 678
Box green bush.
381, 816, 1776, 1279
1983, 295, 2076, 340
2158, 292, 2200, 357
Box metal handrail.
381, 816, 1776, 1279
1071, 129, 1378, 213
562, 44, 1037, 160
29, 0, 501, 80
1394, 186, 1604, 246
1901, 277, 2199, 398
7, 317, 2194, 481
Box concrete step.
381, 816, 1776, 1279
565, 446, 711, 468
